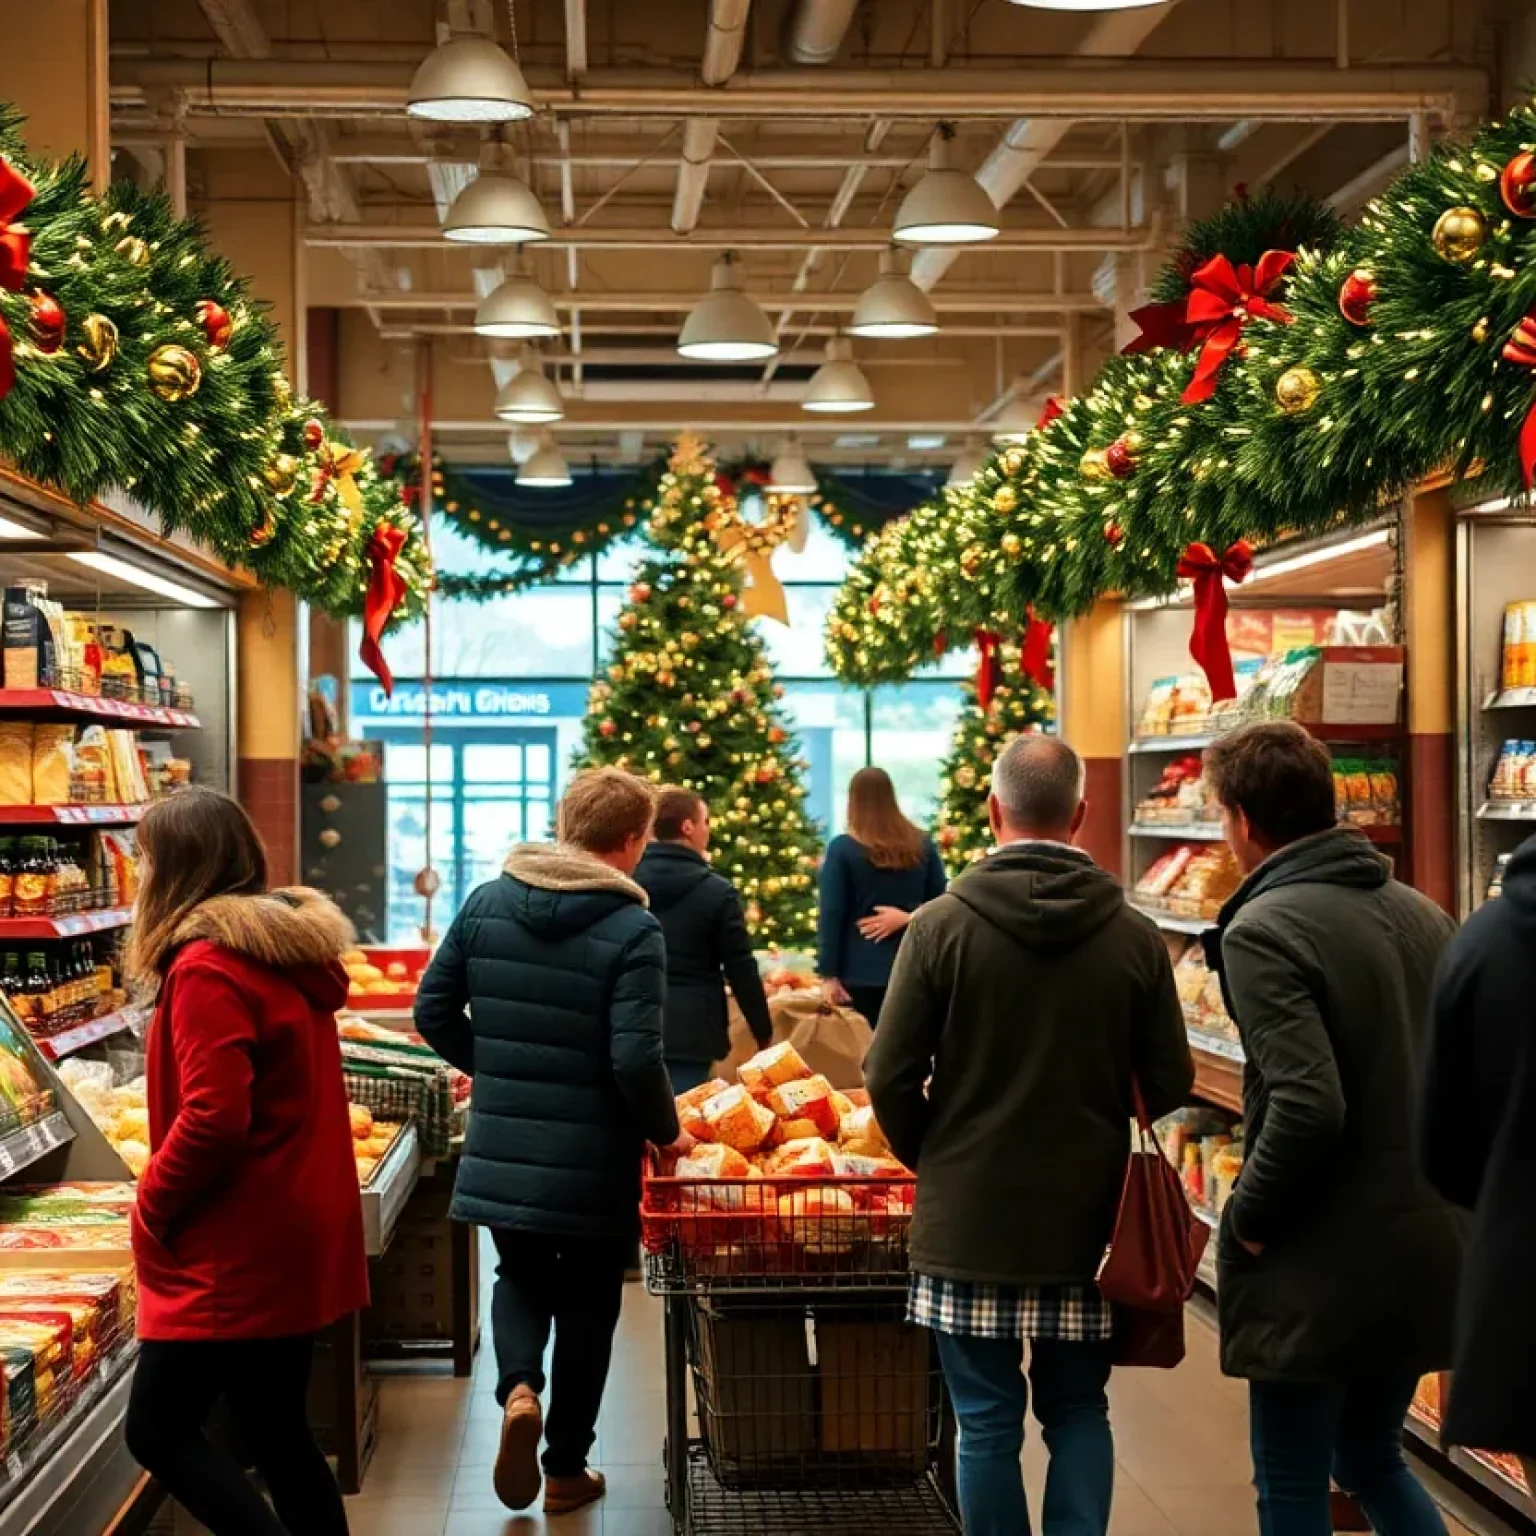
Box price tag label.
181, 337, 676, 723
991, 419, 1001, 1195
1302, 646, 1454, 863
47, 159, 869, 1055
1321, 661, 1404, 724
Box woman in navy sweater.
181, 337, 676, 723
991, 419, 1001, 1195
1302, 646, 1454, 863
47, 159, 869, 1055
817, 767, 947, 1028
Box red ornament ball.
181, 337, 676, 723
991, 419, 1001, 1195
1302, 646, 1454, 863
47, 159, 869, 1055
303, 418, 325, 451
756, 765, 777, 784
195, 299, 233, 350
1338, 267, 1378, 327
1501, 150, 1536, 219
1104, 439, 1137, 480
768, 726, 787, 744
28, 292, 65, 354
1104, 523, 1124, 547
722, 593, 738, 610
598, 719, 617, 738
629, 582, 652, 604
868, 595, 881, 616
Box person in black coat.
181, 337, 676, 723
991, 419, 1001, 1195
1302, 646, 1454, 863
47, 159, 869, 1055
634, 787, 772, 1095
1422, 833, 1536, 1486
416, 768, 684, 1520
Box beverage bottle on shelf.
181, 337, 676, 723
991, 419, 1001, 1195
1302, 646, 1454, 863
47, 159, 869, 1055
24, 951, 53, 1036
74, 942, 100, 1020
12, 839, 48, 920
0, 839, 13, 921
0, 953, 23, 1020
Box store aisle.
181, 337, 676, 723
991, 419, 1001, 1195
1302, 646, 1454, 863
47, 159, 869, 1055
334, 1276, 1492, 1536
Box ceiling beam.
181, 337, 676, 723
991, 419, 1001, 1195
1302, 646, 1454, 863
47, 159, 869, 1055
307, 222, 1160, 252
195, 0, 269, 59
108, 61, 1488, 123
343, 414, 998, 433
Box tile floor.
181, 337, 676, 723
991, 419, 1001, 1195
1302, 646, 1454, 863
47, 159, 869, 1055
156, 1242, 1507, 1536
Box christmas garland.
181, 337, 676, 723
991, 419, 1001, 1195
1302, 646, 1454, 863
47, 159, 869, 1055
388, 451, 911, 601
0, 107, 429, 638
827, 109, 1536, 689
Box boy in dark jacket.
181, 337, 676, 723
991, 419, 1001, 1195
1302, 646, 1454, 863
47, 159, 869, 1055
866, 735, 1193, 1536
635, 787, 772, 1094
1204, 722, 1462, 1536
416, 768, 683, 1519
1422, 833, 1536, 1488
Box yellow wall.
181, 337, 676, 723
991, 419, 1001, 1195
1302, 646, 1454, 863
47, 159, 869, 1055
0, 0, 110, 191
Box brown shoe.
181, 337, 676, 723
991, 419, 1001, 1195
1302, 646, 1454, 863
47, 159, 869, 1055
544, 1468, 607, 1515
493, 1385, 543, 1511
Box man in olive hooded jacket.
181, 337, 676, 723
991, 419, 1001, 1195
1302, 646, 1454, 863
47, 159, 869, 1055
867, 735, 1193, 1536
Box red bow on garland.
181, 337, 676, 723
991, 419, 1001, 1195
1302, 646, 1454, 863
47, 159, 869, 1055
1176, 540, 1254, 702
358, 523, 408, 697
1035, 397, 1065, 431
1502, 311, 1536, 489
0, 156, 37, 403
1021, 607, 1055, 693
1181, 252, 1295, 404
974, 629, 1003, 710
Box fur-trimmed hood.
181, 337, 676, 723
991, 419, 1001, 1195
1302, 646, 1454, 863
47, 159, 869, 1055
172, 887, 353, 1011
499, 843, 649, 941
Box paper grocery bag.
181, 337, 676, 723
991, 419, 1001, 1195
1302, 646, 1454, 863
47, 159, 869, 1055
712, 992, 873, 1090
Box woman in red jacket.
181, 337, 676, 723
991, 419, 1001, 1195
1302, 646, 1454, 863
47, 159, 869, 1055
122, 788, 367, 1536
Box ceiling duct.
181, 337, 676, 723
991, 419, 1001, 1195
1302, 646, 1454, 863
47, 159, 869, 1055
782, 0, 861, 65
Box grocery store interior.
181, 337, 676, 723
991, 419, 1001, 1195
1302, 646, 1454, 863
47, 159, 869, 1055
0, 0, 1535, 1532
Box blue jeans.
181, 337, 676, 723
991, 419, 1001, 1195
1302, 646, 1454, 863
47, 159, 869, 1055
934, 1332, 1114, 1536
666, 1060, 714, 1096
1249, 1377, 1449, 1536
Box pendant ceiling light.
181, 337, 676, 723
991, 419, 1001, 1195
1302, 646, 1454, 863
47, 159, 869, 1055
946, 438, 989, 487
893, 127, 1000, 247
475, 254, 560, 339
444, 144, 549, 245
677, 254, 779, 362
849, 249, 939, 340
769, 438, 818, 494
507, 428, 540, 464
407, 35, 537, 124
494, 350, 564, 424
516, 433, 573, 488
803, 336, 875, 414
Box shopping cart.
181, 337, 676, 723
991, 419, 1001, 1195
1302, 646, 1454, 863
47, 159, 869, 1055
642, 1158, 960, 1535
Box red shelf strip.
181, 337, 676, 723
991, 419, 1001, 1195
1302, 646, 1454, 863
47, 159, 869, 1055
0, 908, 133, 940
37, 1009, 136, 1061
0, 690, 200, 730
0, 805, 148, 826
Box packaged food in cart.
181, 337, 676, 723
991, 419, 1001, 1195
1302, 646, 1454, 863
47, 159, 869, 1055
701, 1084, 776, 1153
837, 1103, 890, 1157
775, 1186, 860, 1254
765, 1136, 838, 1178
766, 1074, 839, 1138
676, 1144, 752, 1183
737, 1041, 812, 1097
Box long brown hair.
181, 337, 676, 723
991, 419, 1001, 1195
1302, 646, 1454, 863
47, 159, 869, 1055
846, 767, 926, 871
126, 787, 269, 985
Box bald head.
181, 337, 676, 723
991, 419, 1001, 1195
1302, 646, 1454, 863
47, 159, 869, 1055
990, 734, 1086, 843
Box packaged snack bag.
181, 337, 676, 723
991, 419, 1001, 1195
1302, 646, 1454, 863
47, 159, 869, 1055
675, 1078, 729, 1114
837, 1104, 890, 1158
766, 1136, 837, 1178
830, 1150, 908, 1179
676, 1143, 751, 1180
738, 1042, 812, 1097
701, 1085, 776, 1153
767, 1074, 839, 1139
775, 1187, 860, 1253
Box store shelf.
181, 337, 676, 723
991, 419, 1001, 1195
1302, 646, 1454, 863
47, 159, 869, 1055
0, 805, 147, 827
0, 909, 132, 941
0, 690, 199, 731
36, 1009, 136, 1062
1130, 724, 1401, 754
1476, 800, 1536, 821
360, 1122, 421, 1257
1129, 823, 1225, 841
1192, 1205, 1218, 1231
0, 1346, 138, 1536
1187, 1028, 1244, 1065
1191, 1044, 1243, 1114
1128, 903, 1213, 936
1483, 686, 1536, 710
1130, 734, 1218, 755
0, 1110, 73, 1180
1403, 1408, 1536, 1524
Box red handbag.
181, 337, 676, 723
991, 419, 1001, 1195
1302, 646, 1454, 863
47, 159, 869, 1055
1096, 1081, 1211, 1368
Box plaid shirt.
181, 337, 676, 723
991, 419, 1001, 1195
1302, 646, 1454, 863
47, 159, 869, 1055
909, 1273, 1113, 1341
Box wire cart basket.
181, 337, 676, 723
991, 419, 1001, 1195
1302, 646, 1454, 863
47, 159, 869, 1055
642, 1159, 960, 1534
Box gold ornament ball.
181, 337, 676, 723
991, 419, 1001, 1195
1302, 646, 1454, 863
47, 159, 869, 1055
1122, 429, 1144, 455
1431, 205, 1488, 265
1274, 364, 1322, 416
1472, 316, 1491, 344
1000, 532, 1023, 558
115, 235, 150, 267
1001, 448, 1025, 475
993, 485, 1018, 514
262, 453, 300, 496
1079, 447, 1112, 481
76, 314, 118, 373
147, 344, 203, 402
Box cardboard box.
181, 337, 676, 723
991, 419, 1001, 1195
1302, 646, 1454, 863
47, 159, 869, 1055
694, 1303, 816, 1477
817, 1318, 931, 1469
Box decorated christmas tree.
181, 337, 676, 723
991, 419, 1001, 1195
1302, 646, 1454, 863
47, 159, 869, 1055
934, 644, 1056, 875
580, 435, 821, 948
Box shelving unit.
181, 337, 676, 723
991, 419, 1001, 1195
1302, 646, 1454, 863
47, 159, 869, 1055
0, 691, 200, 731
1404, 1403, 1536, 1526
1127, 903, 1212, 936
0, 910, 132, 942
360, 1123, 422, 1258
36, 1009, 136, 1063
1128, 823, 1225, 842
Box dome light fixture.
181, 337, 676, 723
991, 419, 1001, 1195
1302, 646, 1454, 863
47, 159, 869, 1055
849, 248, 939, 340
494, 349, 564, 424
677, 254, 779, 362
803, 336, 875, 414
474, 253, 560, 339
769, 438, 818, 494
516, 433, 573, 488
946, 437, 989, 487
444, 143, 549, 245
893, 127, 1000, 247
407, 34, 537, 124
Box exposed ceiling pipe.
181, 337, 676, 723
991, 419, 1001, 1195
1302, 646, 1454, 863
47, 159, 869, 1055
1327, 142, 1409, 212
672, 0, 752, 235
564, 0, 588, 79
783, 0, 861, 66
910, 3, 1182, 295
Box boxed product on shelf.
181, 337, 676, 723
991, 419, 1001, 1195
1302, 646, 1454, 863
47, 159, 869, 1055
1134, 844, 1240, 919
1154, 1108, 1244, 1221
56, 1061, 147, 1177
1500, 600, 1536, 692
1242, 645, 1404, 728
1487, 738, 1536, 801
1134, 755, 1218, 826
1135, 675, 1215, 739
1333, 757, 1401, 827
1488, 852, 1512, 899
1172, 945, 1238, 1047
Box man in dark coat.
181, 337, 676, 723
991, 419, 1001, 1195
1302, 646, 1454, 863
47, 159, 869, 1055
634, 786, 772, 1094
1203, 721, 1463, 1536
866, 735, 1193, 1536
416, 768, 682, 1519
1421, 832, 1536, 1484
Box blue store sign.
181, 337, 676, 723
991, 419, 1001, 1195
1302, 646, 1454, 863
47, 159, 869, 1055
352, 678, 591, 722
